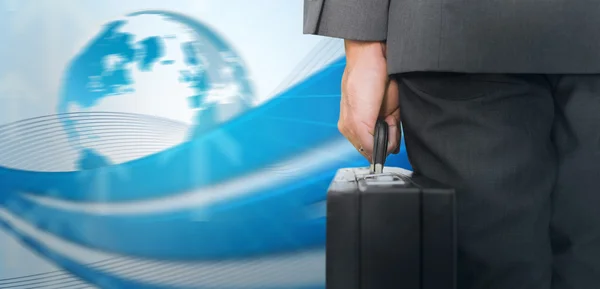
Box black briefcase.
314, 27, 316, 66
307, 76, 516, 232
326, 120, 456, 289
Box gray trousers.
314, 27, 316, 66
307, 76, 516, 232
395, 73, 600, 289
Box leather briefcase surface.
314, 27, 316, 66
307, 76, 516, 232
326, 120, 456, 289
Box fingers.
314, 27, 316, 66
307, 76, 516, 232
338, 64, 387, 162
338, 118, 372, 162
337, 51, 400, 162
338, 88, 371, 162
338, 104, 375, 162
382, 79, 401, 155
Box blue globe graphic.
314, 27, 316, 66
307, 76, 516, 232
58, 11, 256, 170
0, 10, 380, 288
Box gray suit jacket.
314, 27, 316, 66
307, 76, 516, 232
304, 0, 600, 74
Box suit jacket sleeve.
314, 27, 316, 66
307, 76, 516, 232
303, 0, 390, 41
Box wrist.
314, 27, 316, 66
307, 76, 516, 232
344, 40, 387, 63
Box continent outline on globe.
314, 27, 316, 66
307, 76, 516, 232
57, 11, 256, 171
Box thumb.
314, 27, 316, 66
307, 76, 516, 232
382, 79, 401, 155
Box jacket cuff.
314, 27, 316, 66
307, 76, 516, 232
303, 0, 389, 41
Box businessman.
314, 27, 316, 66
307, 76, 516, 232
304, 1, 600, 289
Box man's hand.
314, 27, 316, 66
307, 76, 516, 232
339, 40, 400, 163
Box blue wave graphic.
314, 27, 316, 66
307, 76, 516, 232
0, 215, 323, 289
1, 175, 334, 260
0, 26, 411, 288
0, 58, 348, 203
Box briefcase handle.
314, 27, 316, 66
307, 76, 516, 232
371, 119, 389, 174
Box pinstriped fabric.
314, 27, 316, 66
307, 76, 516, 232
305, 0, 600, 74
303, 0, 390, 42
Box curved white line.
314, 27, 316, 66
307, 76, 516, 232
0, 208, 325, 288
23, 139, 359, 215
